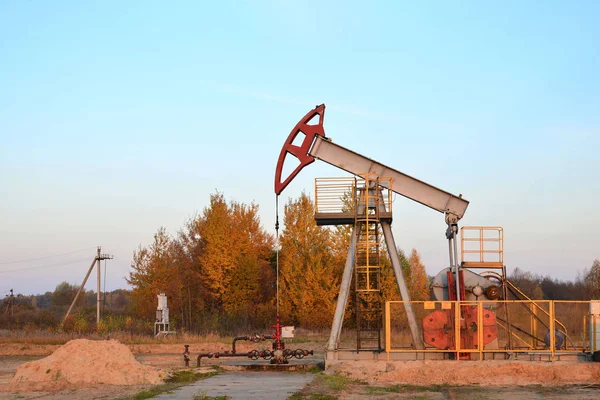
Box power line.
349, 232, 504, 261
0, 257, 91, 274
0, 248, 95, 265
111, 256, 131, 268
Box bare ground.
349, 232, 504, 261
2, 343, 600, 399
328, 359, 600, 386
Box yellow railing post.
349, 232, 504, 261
455, 300, 460, 360
385, 301, 391, 361
478, 301, 483, 361
594, 315, 597, 352
549, 301, 555, 361
583, 315, 587, 351
531, 302, 538, 348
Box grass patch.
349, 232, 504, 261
118, 369, 221, 400
305, 365, 324, 374
165, 369, 220, 384
366, 383, 450, 394
316, 373, 351, 391
287, 372, 350, 399
288, 394, 336, 400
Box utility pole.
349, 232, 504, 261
97, 247, 101, 323
61, 247, 112, 328
3, 289, 14, 316
96, 247, 113, 323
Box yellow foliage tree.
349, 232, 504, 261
407, 248, 430, 301
196, 193, 236, 306
279, 192, 341, 329
127, 227, 181, 322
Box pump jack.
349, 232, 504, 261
274, 104, 470, 356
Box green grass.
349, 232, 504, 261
366, 383, 451, 394
290, 373, 458, 400
288, 394, 337, 400
316, 373, 351, 391
165, 369, 219, 384
118, 369, 221, 400
303, 365, 324, 374
287, 372, 350, 399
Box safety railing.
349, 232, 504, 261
461, 226, 503, 266
384, 300, 599, 361
314, 176, 393, 215
314, 177, 356, 214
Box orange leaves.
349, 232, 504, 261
196, 193, 236, 303
126, 192, 275, 330
407, 248, 430, 301
278, 192, 341, 329
126, 189, 431, 333
126, 227, 177, 319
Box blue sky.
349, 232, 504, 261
1, 1, 599, 295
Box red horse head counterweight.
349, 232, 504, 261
274, 104, 326, 195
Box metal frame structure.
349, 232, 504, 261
384, 299, 599, 361
274, 104, 600, 364
275, 104, 474, 358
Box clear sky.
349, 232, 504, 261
1, 1, 599, 296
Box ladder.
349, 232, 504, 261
354, 174, 383, 351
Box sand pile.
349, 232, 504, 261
328, 360, 600, 386
9, 339, 163, 391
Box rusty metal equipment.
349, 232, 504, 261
186, 314, 313, 367
424, 268, 500, 359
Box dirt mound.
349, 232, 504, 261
328, 360, 600, 386
8, 339, 163, 391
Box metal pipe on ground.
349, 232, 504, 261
195, 349, 313, 367
232, 334, 275, 354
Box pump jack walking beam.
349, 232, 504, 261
275, 104, 469, 222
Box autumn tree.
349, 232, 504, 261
175, 213, 209, 330
222, 201, 275, 325
195, 193, 236, 307
279, 192, 341, 329
127, 227, 181, 323
52, 282, 80, 307
379, 247, 409, 302
407, 249, 430, 301
508, 267, 544, 299
583, 259, 600, 299
126, 191, 276, 333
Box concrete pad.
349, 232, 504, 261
155, 371, 315, 400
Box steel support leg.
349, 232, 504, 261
381, 222, 423, 350
327, 225, 359, 351
446, 224, 462, 320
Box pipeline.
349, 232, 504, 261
196, 348, 313, 367
183, 344, 190, 367
186, 313, 313, 367
232, 334, 274, 354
